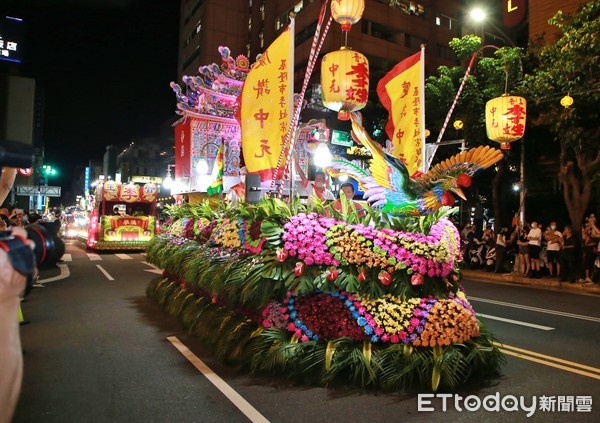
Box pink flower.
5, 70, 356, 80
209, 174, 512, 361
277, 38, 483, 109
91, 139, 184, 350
390, 334, 400, 344
399, 330, 408, 340
262, 319, 272, 328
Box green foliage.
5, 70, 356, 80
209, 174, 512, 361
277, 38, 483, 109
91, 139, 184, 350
521, 1, 600, 162
426, 36, 525, 149
147, 276, 504, 392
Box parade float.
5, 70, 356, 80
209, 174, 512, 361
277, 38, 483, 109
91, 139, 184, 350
146, 1, 513, 392
84, 180, 158, 250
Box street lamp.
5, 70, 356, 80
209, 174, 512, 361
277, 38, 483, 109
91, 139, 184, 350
162, 164, 175, 189
469, 7, 486, 39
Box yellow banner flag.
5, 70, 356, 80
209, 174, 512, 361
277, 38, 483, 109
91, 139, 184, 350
240, 23, 294, 182
376, 48, 425, 176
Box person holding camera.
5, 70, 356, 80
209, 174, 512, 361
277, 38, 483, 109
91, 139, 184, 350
0, 225, 36, 423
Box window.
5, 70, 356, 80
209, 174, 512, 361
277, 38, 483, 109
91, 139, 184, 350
296, 21, 317, 46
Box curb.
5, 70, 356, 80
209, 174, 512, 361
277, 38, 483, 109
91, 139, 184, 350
462, 269, 600, 295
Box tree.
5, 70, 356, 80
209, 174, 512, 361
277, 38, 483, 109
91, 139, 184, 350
521, 1, 600, 232
425, 35, 525, 229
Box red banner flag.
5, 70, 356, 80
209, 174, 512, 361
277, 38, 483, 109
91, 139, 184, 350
376, 48, 425, 176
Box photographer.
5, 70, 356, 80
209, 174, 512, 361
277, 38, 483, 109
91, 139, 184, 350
0, 225, 35, 423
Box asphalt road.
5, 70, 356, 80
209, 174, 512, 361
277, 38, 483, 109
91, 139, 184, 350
12, 240, 600, 423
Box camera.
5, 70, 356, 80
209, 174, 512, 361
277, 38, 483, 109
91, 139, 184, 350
0, 224, 58, 296
0, 140, 35, 168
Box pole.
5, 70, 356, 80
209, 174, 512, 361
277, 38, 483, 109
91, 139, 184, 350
519, 139, 526, 224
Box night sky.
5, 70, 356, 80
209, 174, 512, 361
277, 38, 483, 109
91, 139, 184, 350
4, 0, 180, 194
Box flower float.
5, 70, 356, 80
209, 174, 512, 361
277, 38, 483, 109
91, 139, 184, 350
146, 199, 502, 392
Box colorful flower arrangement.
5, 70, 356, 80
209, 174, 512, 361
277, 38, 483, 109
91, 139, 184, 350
147, 200, 503, 392
282, 213, 460, 277
267, 290, 478, 346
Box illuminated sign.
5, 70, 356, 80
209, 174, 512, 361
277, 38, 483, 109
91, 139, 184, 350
503, 0, 527, 27
131, 175, 163, 184
84, 167, 90, 195
331, 130, 354, 147
0, 16, 24, 63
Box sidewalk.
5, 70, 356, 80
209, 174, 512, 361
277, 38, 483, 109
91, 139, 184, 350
462, 269, 600, 295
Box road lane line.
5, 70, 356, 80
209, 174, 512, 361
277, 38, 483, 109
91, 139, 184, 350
167, 336, 269, 423
34, 264, 70, 287
143, 261, 163, 274
96, 265, 115, 281
115, 254, 133, 260
499, 343, 600, 374
62, 254, 72, 262
87, 253, 102, 261
498, 348, 600, 381
469, 296, 600, 323
478, 313, 554, 331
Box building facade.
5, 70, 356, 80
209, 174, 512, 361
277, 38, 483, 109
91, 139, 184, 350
178, 0, 464, 82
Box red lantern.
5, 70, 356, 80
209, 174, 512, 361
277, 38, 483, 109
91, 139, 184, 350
294, 262, 305, 277
276, 248, 289, 262
331, 0, 365, 32
411, 274, 424, 286
379, 270, 392, 286
327, 267, 339, 281
485, 95, 527, 150
321, 47, 369, 120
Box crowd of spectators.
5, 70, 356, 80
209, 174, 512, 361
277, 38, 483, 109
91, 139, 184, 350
460, 213, 600, 284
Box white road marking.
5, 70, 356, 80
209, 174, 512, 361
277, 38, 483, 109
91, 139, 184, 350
87, 253, 102, 261
34, 264, 70, 287
115, 254, 133, 260
167, 336, 269, 423
143, 261, 163, 274
96, 265, 115, 281
478, 313, 554, 331
469, 296, 600, 323
62, 254, 72, 262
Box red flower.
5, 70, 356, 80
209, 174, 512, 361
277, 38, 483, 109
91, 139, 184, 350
294, 261, 305, 277
379, 270, 392, 286
411, 273, 424, 286
358, 268, 367, 282
276, 248, 289, 262
327, 267, 339, 281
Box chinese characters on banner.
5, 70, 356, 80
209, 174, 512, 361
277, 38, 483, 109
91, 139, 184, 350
240, 23, 293, 182
376, 49, 425, 176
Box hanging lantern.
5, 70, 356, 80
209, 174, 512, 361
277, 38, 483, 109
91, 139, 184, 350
485, 95, 527, 150
331, 0, 365, 32
560, 94, 574, 108
453, 120, 463, 130
321, 47, 369, 120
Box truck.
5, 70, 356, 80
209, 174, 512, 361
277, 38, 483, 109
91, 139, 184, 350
85, 180, 159, 250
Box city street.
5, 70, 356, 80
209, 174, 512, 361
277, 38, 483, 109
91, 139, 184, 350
13, 240, 600, 423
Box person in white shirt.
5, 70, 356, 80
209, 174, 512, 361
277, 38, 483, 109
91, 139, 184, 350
295, 159, 335, 206
527, 221, 543, 278
544, 221, 563, 277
